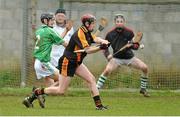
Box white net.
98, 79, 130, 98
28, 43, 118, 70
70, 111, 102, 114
1, 0, 180, 90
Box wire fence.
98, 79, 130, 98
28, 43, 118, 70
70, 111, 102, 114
0, 0, 180, 90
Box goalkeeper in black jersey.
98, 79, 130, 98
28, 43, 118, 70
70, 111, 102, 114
96, 14, 150, 97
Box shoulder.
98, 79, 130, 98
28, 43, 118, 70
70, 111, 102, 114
48, 27, 58, 34
107, 26, 116, 34
106, 26, 116, 36
124, 27, 134, 34
35, 26, 45, 35
124, 27, 134, 35
77, 27, 84, 36
123, 27, 134, 38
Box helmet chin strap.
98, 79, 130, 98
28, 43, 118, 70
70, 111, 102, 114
84, 22, 94, 32
48, 25, 53, 28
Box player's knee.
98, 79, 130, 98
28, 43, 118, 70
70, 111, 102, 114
104, 67, 112, 75
142, 64, 148, 73
87, 76, 96, 84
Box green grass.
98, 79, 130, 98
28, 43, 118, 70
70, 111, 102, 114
0, 88, 180, 116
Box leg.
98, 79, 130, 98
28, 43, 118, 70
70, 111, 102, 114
36, 66, 60, 108
129, 57, 150, 97
129, 57, 148, 77
75, 63, 99, 96
96, 58, 119, 89
75, 63, 107, 110
35, 69, 60, 108
42, 56, 77, 95
44, 74, 71, 95
44, 70, 60, 87
23, 72, 70, 108
36, 75, 59, 108
42, 58, 72, 95
23, 58, 72, 108
51, 68, 59, 82
31, 75, 71, 108
44, 76, 55, 87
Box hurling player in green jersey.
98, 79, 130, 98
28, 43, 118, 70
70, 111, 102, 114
23, 13, 67, 108
33, 14, 65, 63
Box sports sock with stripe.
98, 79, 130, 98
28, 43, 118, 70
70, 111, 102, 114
96, 75, 107, 89
140, 76, 148, 90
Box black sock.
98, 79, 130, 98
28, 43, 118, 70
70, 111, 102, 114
41, 88, 45, 94
28, 93, 37, 103
93, 95, 102, 107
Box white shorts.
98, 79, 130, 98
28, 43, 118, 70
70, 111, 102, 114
50, 44, 64, 67
34, 59, 57, 80
113, 57, 135, 66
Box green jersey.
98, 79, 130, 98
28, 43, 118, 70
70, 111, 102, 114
33, 25, 64, 62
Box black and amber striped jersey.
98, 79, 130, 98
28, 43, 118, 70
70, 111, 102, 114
63, 26, 96, 63
106, 26, 134, 59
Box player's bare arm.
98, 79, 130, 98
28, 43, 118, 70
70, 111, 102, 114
74, 43, 109, 54
82, 46, 101, 54
94, 37, 109, 45
74, 38, 109, 54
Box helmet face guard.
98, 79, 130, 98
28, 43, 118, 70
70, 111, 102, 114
40, 13, 54, 24
81, 14, 96, 31
114, 14, 125, 32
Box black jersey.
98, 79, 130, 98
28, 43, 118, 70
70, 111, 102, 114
105, 26, 134, 59
63, 26, 95, 63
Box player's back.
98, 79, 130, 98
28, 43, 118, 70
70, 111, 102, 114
34, 25, 64, 62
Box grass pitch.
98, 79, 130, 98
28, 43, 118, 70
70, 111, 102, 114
0, 88, 180, 116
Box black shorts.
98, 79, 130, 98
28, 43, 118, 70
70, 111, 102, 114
58, 56, 80, 77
